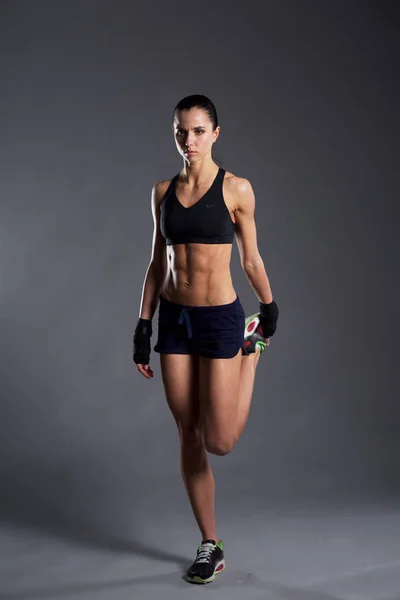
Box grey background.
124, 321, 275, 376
0, 0, 399, 554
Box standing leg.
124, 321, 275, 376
160, 353, 218, 542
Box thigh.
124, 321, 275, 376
160, 353, 200, 433
198, 348, 242, 443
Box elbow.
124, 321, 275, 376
242, 254, 264, 272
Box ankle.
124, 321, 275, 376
201, 535, 219, 543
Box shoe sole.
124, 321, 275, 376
186, 559, 226, 584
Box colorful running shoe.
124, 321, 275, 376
186, 539, 225, 584
244, 313, 267, 354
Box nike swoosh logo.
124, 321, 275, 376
206, 204, 215, 208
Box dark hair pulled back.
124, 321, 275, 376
173, 94, 219, 130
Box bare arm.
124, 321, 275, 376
233, 177, 274, 305
138, 181, 169, 320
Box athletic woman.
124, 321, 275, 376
133, 94, 279, 584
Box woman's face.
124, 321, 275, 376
173, 108, 220, 162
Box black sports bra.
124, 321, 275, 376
160, 167, 235, 245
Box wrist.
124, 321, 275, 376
260, 299, 273, 308
259, 298, 276, 310
134, 318, 153, 338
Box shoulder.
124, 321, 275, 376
223, 170, 255, 212
151, 178, 174, 210
153, 178, 174, 198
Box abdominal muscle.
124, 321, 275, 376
161, 242, 237, 306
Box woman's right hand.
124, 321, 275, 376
136, 363, 154, 379
133, 318, 154, 379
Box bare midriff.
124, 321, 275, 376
161, 243, 237, 306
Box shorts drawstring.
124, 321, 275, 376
178, 307, 193, 339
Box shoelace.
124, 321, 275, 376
195, 542, 216, 564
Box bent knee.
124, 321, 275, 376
204, 435, 236, 456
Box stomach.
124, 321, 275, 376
161, 243, 237, 306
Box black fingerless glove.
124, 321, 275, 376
259, 299, 279, 338
133, 318, 153, 365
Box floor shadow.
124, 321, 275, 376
0, 570, 349, 600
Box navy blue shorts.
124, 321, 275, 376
153, 294, 250, 359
